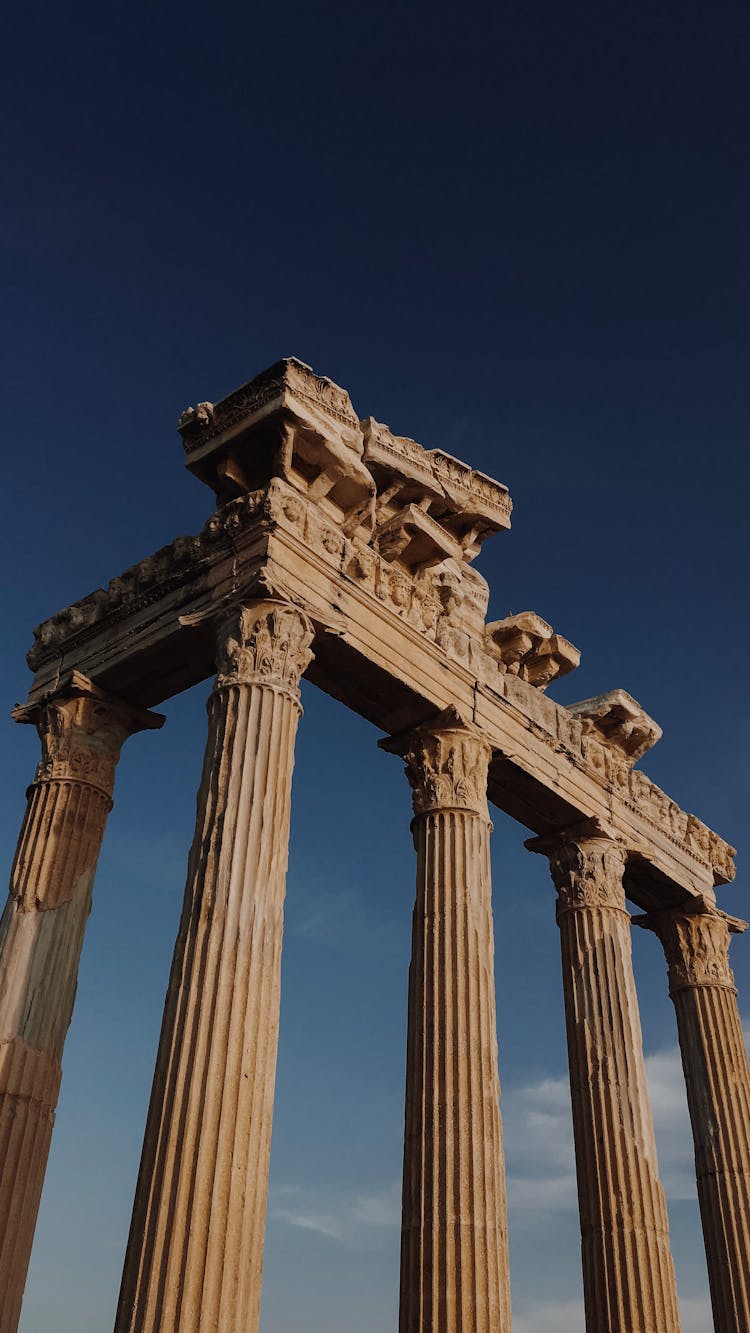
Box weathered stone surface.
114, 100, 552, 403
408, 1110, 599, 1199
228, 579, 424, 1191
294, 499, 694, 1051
0, 676, 162, 1333
178, 358, 376, 534
115, 601, 313, 1333
568, 688, 662, 765
21, 471, 735, 904
528, 823, 682, 1333
636, 905, 750, 1333
485, 610, 580, 688
383, 710, 512, 1333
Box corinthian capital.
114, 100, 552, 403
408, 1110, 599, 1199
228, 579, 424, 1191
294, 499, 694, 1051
215, 601, 314, 698
634, 904, 747, 996
13, 672, 164, 798
526, 820, 628, 915
381, 706, 491, 818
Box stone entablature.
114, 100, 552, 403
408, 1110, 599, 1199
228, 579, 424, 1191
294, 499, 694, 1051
23, 469, 735, 900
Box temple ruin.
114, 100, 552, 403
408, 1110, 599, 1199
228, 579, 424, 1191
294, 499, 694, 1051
1, 358, 748, 1333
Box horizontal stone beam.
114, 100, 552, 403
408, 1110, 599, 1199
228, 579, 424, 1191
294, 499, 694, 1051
22, 481, 735, 911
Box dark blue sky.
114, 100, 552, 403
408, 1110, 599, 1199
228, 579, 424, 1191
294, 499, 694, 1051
2, 4, 748, 1330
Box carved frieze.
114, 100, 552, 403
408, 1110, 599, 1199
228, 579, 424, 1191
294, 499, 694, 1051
178, 358, 376, 533
20, 360, 737, 895
361, 416, 512, 570
215, 601, 314, 699
179, 358, 359, 451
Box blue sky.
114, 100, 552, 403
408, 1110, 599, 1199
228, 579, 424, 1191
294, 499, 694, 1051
1, 2, 748, 1329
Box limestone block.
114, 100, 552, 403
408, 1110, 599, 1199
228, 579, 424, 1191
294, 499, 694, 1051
179, 357, 376, 533
567, 688, 662, 764
485, 611, 580, 688
362, 416, 512, 565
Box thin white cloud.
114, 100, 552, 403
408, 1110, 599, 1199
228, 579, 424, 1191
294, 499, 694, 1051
503, 1073, 577, 1217
502, 1022, 750, 1220
352, 1180, 401, 1228
513, 1296, 711, 1333
270, 1205, 345, 1242
643, 1046, 695, 1200
289, 887, 363, 942
513, 1297, 584, 1332
269, 1180, 401, 1247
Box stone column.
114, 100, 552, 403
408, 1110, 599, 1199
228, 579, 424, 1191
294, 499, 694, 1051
635, 904, 750, 1333
527, 823, 681, 1333
116, 599, 314, 1333
0, 674, 162, 1333
383, 707, 512, 1333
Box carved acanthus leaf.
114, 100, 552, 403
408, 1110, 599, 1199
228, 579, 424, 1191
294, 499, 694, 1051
527, 825, 628, 915
382, 709, 491, 817
215, 601, 314, 697
13, 675, 163, 797
634, 907, 747, 995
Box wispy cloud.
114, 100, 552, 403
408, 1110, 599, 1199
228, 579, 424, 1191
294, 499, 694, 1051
504, 1019, 750, 1223
286, 882, 402, 950
289, 887, 364, 943
503, 1074, 577, 1216
268, 1180, 400, 1247
513, 1296, 711, 1333
514, 1297, 584, 1332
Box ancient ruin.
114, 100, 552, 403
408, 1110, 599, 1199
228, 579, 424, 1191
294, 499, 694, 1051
1, 357, 747, 1333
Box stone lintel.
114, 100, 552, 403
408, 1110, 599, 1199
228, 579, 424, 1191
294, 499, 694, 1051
525, 815, 623, 857
633, 895, 749, 937
567, 688, 662, 765
361, 415, 512, 564
12, 670, 165, 736
18, 470, 734, 908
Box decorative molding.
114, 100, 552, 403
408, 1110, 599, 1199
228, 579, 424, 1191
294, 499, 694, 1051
635, 906, 747, 995
215, 601, 314, 698
527, 823, 628, 915
485, 611, 580, 689
13, 674, 163, 799
567, 688, 662, 765
178, 358, 359, 453
20, 437, 736, 893
382, 707, 491, 818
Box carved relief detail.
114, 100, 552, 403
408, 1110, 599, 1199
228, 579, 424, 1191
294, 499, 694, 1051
12, 677, 163, 800
215, 601, 314, 698
641, 910, 740, 995
23, 440, 736, 890
536, 832, 628, 916
32, 698, 139, 797
384, 711, 491, 818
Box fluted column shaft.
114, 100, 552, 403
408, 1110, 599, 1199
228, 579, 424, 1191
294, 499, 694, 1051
385, 712, 511, 1333
116, 600, 314, 1333
528, 827, 681, 1333
638, 906, 750, 1333
0, 678, 160, 1333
